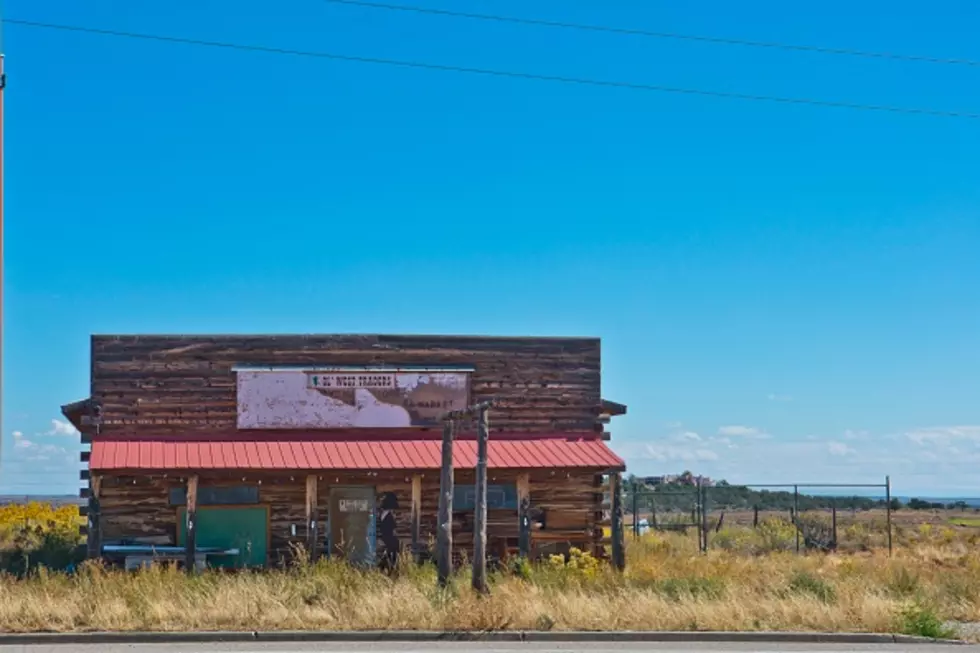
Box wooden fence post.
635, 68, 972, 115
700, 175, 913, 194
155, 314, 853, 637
472, 405, 490, 594
436, 420, 455, 587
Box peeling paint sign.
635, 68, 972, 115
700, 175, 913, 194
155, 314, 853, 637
236, 369, 471, 429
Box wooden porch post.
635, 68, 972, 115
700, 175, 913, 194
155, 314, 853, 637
306, 474, 319, 562
436, 420, 455, 587
87, 475, 103, 559
610, 472, 625, 571
184, 475, 199, 574
410, 474, 422, 562
516, 472, 531, 558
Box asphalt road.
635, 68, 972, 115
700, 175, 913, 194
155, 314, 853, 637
0, 643, 974, 653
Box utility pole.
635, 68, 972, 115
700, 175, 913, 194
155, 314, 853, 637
0, 18, 6, 475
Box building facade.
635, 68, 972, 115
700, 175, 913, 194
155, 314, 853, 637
63, 334, 626, 568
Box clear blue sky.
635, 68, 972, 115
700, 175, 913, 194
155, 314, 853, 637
2, 0, 979, 497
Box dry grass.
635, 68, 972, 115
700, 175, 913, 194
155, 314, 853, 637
0, 529, 977, 639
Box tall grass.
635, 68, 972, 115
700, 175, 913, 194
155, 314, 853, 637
0, 504, 975, 638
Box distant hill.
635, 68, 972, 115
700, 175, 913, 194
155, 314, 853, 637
628, 473, 980, 512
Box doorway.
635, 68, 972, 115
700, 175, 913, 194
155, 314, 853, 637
328, 486, 376, 566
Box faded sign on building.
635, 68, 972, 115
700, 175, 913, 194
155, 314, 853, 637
235, 367, 471, 429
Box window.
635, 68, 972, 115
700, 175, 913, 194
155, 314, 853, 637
169, 485, 259, 506
453, 484, 517, 511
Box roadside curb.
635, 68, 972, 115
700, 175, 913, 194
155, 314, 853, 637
0, 630, 966, 646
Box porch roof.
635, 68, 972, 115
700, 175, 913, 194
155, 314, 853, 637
89, 436, 625, 472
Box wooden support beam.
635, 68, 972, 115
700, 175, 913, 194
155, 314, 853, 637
472, 404, 490, 594
517, 473, 531, 558
411, 474, 422, 562
306, 474, 319, 562
184, 475, 199, 574
79, 451, 91, 463
436, 420, 455, 587
79, 469, 90, 481
86, 475, 103, 559
610, 472, 625, 572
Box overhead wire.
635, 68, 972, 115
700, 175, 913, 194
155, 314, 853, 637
319, 0, 980, 69
6, 18, 980, 120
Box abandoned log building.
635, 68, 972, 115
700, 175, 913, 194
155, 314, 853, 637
63, 334, 627, 569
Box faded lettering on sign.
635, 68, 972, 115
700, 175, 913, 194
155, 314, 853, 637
309, 374, 395, 389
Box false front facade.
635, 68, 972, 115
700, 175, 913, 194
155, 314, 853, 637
63, 334, 627, 569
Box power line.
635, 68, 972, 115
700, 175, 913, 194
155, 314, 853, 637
320, 0, 980, 69
7, 18, 980, 120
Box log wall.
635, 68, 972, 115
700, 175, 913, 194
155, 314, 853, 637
91, 335, 602, 435
96, 469, 605, 565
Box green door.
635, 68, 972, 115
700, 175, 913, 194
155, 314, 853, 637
178, 506, 268, 568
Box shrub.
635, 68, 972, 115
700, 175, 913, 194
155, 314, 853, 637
788, 570, 837, 603
712, 527, 753, 553
895, 602, 958, 639
756, 518, 796, 553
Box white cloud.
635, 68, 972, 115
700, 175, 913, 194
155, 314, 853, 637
718, 425, 770, 439
643, 444, 719, 463
46, 419, 79, 437
843, 429, 869, 441
827, 441, 856, 457
669, 431, 702, 442
11, 431, 23, 439
905, 426, 980, 447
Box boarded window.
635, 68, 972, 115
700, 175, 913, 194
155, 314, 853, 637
453, 484, 517, 511
169, 485, 259, 506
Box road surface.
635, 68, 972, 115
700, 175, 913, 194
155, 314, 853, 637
0, 643, 974, 653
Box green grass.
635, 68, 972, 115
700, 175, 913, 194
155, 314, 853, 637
949, 518, 980, 528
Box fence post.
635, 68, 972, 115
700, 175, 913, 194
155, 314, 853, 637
632, 480, 639, 537
885, 475, 893, 556
793, 484, 800, 553
694, 480, 702, 553
753, 505, 759, 528
831, 497, 838, 549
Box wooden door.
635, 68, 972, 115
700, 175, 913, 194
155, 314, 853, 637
328, 486, 376, 566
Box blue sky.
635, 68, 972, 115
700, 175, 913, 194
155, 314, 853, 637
2, 0, 979, 497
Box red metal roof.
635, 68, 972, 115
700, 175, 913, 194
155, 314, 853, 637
89, 438, 625, 472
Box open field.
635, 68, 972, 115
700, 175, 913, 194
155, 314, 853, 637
0, 503, 977, 639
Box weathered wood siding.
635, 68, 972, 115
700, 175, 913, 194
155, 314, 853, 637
96, 470, 605, 565
91, 335, 601, 435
